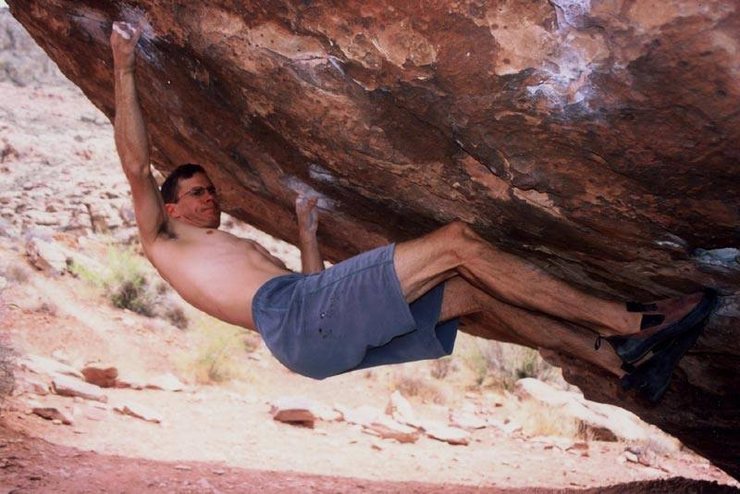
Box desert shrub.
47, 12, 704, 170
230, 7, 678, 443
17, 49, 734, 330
3, 263, 30, 284
0, 340, 15, 408
35, 301, 58, 316
178, 315, 253, 384
455, 336, 491, 386
430, 357, 454, 380
391, 368, 446, 404
509, 399, 582, 439
162, 303, 189, 330
457, 336, 557, 390
71, 245, 156, 317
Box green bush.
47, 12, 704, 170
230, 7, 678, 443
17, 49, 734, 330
71, 245, 157, 317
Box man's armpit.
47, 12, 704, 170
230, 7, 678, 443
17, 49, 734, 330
157, 221, 178, 240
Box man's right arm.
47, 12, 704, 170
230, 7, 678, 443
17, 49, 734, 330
111, 22, 168, 248
296, 196, 324, 274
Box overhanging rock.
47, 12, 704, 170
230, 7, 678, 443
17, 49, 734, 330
7, 0, 739, 478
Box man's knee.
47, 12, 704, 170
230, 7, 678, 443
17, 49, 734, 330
439, 220, 475, 240
437, 221, 486, 263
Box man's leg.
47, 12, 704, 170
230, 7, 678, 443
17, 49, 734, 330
394, 221, 642, 336
438, 276, 624, 376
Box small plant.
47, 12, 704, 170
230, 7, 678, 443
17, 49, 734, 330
391, 368, 446, 404
455, 336, 490, 386
71, 245, 156, 317
3, 263, 30, 284
430, 357, 454, 380
0, 339, 15, 408
456, 335, 557, 390
178, 315, 252, 384
162, 304, 189, 330
510, 399, 582, 439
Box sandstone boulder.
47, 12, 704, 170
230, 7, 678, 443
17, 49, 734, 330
514, 377, 671, 444
7, 0, 739, 477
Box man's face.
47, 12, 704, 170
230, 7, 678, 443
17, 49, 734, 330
166, 172, 221, 228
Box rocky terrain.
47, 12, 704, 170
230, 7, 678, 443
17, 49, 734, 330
0, 5, 738, 493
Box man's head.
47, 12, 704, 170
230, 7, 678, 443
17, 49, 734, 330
161, 164, 221, 228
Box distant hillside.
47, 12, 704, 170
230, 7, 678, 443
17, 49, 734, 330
0, 8, 66, 86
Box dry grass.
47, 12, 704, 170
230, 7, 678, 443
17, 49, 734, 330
0, 338, 15, 408
2, 262, 31, 285
177, 313, 257, 384
455, 334, 557, 390
390, 367, 447, 404
505, 398, 583, 439
429, 357, 455, 380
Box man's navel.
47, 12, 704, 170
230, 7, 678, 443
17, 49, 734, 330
206, 230, 214, 235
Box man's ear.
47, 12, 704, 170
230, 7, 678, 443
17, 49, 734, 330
164, 203, 179, 218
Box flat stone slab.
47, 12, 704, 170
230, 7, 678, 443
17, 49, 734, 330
32, 406, 73, 425
113, 401, 162, 423
51, 374, 107, 403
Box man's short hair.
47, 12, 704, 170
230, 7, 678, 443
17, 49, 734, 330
161, 163, 207, 204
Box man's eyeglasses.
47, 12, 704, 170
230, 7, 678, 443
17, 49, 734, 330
177, 185, 218, 202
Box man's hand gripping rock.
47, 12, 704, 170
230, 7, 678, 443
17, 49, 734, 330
111, 22, 142, 72
295, 196, 324, 274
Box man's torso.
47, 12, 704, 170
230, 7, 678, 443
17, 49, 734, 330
146, 220, 291, 329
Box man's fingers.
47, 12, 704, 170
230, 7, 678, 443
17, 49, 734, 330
112, 21, 141, 43
296, 195, 319, 210
112, 22, 132, 40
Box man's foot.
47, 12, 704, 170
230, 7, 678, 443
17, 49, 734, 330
626, 291, 705, 328
603, 290, 716, 364
620, 318, 709, 403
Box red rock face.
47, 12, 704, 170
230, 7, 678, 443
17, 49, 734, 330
7, 0, 739, 478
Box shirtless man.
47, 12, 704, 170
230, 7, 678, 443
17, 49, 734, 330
111, 22, 714, 402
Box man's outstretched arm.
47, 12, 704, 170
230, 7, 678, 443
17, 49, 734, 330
296, 196, 324, 273
111, 22, 168, 248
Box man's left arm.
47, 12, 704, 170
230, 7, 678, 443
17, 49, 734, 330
296, 196, 324, 274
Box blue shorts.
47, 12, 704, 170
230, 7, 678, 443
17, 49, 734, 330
251, 244, 458, 380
